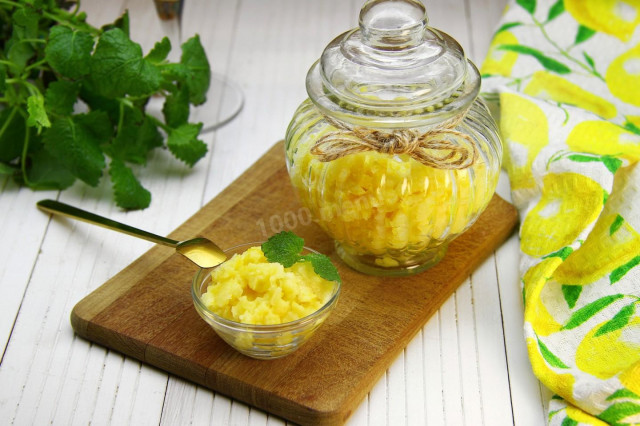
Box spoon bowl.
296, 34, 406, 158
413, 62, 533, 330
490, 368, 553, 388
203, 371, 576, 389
36, 199, 227, 268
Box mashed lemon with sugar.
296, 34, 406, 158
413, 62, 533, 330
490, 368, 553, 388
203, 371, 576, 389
201, 246, 335, 325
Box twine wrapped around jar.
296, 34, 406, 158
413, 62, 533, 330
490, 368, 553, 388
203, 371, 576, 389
310, 110, 478, 169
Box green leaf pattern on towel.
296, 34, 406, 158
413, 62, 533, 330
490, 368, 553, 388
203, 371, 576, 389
481, 0, 640, 424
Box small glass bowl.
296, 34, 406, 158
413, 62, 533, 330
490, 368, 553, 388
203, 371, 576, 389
191, 243, 341, 360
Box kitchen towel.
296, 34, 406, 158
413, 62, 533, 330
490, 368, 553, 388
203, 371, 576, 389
480, 0, 640, 424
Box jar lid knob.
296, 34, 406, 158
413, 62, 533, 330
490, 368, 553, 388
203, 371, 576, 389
305, 0, 481, 128
359, 0, 428, 49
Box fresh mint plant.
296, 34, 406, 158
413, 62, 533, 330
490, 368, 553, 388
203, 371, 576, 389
0, 0, 211, 209
261, 231, 342, 283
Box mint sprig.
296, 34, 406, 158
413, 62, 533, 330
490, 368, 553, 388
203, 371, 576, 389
261, 231, 342, 283
0, 2, 211, 210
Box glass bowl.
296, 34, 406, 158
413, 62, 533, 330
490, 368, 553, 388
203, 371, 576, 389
191, 243, 341, 359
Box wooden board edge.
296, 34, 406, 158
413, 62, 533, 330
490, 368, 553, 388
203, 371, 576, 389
166, 142, 286, 240
71, 142, 286, 329
70, 246, 170, 336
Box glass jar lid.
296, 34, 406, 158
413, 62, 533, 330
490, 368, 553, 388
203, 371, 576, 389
306, 0, 480, 128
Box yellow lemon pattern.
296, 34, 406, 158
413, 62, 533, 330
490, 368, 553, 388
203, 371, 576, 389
499, 93, 549, 191
480, 0, 640, 423
527, 337, 577, 406
565, 0, 640, 42
481, 30, 519, 77
576, 317, 640, 380
524, 71, 618, 120
564, 406, 609, 426
524, 258, 564, 336
567, 120, 640, 162
520, 172, 603, 257
553, 213, 640, 285
606, 44, 640, 107
619, 360, 640, 395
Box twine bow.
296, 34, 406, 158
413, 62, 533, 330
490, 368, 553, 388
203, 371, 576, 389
310, 110, 477, 169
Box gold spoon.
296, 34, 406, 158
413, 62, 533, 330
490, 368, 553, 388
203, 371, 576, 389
36, 199, 227, 268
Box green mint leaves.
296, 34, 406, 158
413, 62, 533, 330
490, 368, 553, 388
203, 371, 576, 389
0, 1, 211, 210
90, 28, 162, 98
261, 231, 342, 283
262, 231, 305, 268
45, 25, 94, 79
300, 253, 342, 284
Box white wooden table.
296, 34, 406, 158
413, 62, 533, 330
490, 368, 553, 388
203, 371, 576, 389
0, 0, 550, 424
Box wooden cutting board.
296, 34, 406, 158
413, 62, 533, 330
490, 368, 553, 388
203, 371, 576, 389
71, 141, 518, 425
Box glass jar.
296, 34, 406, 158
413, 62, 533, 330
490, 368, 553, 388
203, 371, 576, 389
285, 0, 502, 276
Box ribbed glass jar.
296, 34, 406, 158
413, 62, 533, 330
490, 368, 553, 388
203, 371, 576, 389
284, 0, 503, 276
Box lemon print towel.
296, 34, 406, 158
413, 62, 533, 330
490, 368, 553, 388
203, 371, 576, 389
481, 0, 640, 424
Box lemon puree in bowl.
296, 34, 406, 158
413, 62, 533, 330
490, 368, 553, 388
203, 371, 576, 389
201, 246, 335, 325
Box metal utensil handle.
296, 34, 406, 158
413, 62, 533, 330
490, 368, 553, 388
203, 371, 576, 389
37, 199, 178, 248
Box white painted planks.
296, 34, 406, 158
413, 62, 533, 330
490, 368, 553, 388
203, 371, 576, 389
0, 0, 550, 425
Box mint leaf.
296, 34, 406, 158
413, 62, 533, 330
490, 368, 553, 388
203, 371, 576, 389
261, 232, 341, 283
90, 28, 161, 98
138, 116, 164, 151
261, 231, 305, 268
42, 113, 109, 186
167, 123, 207, 167
107, 113, 162, 165
109, 158, 151, 210
0, 163, 15, 175
101, 10, 130, 37
45, 25, 94, 79
161, 63, 189, 81
7, 39, 35, 72
75, 110, 114, 142
0, 64, 5, 93
27, 148, 76, 189
180, 35, 210, 105
0, 107, 26, 162
12, 8, 39, 40
45, 80, 80, 116
146, 37, 171, 64
79, 80, 120, 122
302, 253, 342, 283
163, 84, 190, 128
26, 94, 51, 129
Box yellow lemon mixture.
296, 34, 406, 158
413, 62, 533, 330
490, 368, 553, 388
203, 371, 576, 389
201, 247, 335, 325
289, 139, 494, 264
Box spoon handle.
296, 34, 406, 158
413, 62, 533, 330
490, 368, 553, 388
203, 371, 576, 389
37, 199, 178, 248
